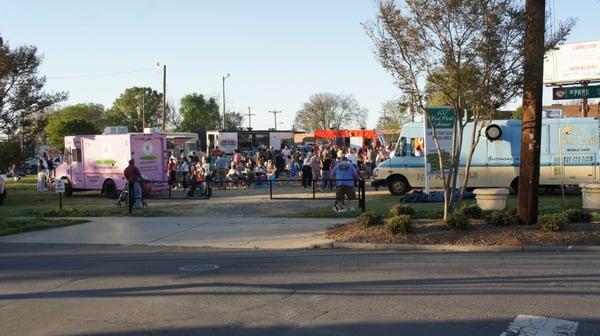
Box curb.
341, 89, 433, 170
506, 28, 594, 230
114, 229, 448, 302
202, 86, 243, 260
313, 241, 600, 252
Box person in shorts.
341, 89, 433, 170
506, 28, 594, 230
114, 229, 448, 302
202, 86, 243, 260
332, 156, 358, 212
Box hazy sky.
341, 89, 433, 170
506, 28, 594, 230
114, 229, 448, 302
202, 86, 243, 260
1, 0, 598, 130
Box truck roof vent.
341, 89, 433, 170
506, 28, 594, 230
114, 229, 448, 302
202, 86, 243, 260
103, 126, 129, 135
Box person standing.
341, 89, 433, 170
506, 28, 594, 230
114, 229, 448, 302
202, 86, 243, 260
124, 159, 143, 209
214, 153, 229, 189
332, 156, 358, 212
320, 155, 333, 192
301, 152, 314, 188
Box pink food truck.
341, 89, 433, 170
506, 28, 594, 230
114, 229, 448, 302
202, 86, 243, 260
54, 133, 168, 198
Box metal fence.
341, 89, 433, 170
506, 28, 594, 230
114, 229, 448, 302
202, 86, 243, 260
126, 178, 366, 214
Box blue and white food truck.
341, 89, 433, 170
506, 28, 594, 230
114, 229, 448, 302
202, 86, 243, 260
373, 118, 600, 195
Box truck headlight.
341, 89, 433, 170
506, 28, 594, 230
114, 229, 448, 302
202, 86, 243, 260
373, 168, 378, 177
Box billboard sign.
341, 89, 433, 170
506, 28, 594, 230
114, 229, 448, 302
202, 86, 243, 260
544, 41, 600, 84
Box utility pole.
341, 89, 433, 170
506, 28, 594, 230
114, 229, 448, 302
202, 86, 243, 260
518, 0, 545, 225
246, 106, 256, 129
162, 64, 166, 131
268, 110, 282, 130
222, 74, 230, 130
141, 90, 145, 131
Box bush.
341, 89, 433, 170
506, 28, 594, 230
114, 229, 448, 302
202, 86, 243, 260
445, 213, 470, 231
356, 211, 383, 227
389, 204, 416, 218
484, 209, 517, 226
458, 205, 483, 219
538, 214, 566, 232
564, 209, 592, 223
385, 215, 413, 235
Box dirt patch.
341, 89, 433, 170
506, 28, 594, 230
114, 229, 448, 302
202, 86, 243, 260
326, 219, 600, 246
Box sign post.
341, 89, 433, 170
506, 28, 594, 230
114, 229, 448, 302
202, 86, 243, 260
55, 179, 65, 211
552, 85, 600, 100
424, 107, 455, 194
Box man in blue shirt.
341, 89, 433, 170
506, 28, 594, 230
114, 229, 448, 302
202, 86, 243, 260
331, 156, 358, 212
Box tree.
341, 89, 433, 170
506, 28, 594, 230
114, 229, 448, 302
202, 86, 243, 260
224, 111, 244, 130
293, 93, 367, 131
45, 103, 104, 149
0, 35, 67, 137
365, 0, 573, 219
46, 119, 99, 150
105, 87, 162, 132
512, 106, 523, 119
178, 93, 220, 131
377, 98, 410, 130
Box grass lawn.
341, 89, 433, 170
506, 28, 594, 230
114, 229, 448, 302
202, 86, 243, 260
0, 217, 89, 236
293, 190, 586, 219
0, 177, 170, 217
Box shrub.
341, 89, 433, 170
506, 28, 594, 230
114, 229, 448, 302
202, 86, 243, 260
356, 211, 383, 227
484, 209, 517, 226
538, 214, 566, 232
385, 215, 413, 235
445, 213, 470, 231
458, 205, 483, 219
564, 209, 592, 223
389, 204, 416, 218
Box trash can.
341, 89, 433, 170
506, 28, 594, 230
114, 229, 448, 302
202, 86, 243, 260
473, 188, 510, 210
581, 183, 600, 210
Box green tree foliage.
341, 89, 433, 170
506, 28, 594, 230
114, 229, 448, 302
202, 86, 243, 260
45, 103, 104, 149
294, 93, 367, 131
178, 93, 220, 131
105, 87, 162, 132
0, 139, 32, 171
512, 106, 523, 119
0, 35, 67, 137
377, 98, 410, 130
224, 111, 244, 130
47, 119, 99, 150
364, 0, 573, 218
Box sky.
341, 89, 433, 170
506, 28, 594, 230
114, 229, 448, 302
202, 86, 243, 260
1, 0, 599, 130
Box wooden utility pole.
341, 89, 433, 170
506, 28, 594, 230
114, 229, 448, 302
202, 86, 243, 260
268, 110, 282, 130
246, 106, 256, 129
141, 90, 145, 130
162, 64, 167, 131
518, 0, 545, 225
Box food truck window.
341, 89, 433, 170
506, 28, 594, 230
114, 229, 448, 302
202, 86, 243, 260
64, 148, 72, 163
238, 133, 253, 151
397, 137, 407, 157
71, 148, 81, 162
208, 134, 216, 150
411, 137, 424, 157
255, 132, 269, 148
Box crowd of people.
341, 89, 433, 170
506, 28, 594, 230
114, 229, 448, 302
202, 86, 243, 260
164, 142, 395, 211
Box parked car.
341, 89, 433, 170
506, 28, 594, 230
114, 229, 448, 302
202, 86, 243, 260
0, 172, 7, 205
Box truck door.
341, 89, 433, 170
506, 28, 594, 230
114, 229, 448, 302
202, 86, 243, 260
70, 144, 84, 187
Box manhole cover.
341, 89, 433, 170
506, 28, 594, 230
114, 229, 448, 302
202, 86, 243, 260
178, 264, 220, 272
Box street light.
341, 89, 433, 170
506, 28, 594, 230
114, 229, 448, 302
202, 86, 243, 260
222, 73, 230, 129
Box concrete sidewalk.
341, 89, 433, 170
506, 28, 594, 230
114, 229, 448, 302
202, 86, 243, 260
0, 217, 351, 249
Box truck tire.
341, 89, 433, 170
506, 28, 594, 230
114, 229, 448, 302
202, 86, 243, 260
0, 190, 5, 204
103, 179, 118, 199
387, 175, 410, 195
62, 178, 73, 197
510, 177, 519, 194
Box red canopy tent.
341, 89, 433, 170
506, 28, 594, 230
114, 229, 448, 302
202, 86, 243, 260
313, 129, 381, 148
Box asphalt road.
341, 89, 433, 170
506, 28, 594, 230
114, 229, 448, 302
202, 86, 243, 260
1, 243, 599, 335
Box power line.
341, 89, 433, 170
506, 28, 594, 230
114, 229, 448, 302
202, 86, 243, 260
47, 68, 155, 80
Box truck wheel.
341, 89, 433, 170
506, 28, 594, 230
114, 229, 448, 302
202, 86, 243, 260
62, 178, 73, 197
0, 190, 5, 204
388, 176, 409, 195
104, 180, 118, 199
25, 167, 32, 175
510, 178, 519, 194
